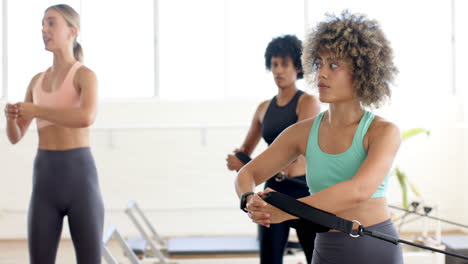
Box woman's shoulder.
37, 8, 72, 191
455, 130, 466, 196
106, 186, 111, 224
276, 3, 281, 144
297, 91, 321, 118
76, 64, 96, 78
368, 114, 401, 143
299, 90, 317, 98
371, 115, 399, 129
256, 99, 272, 112
298, 91, 319, 103
31, 71, 44, 82
74, 64, 97, 86
27, 72, 45, 89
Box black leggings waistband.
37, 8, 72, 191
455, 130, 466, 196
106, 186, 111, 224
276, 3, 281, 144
312, 219, 403, 264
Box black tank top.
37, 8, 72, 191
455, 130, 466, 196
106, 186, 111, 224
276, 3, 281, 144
261, 90, 304, 145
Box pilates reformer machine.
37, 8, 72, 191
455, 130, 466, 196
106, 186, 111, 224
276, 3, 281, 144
390, 201, 468, 264
101, 200, 306, 264
102, 196, 468, 264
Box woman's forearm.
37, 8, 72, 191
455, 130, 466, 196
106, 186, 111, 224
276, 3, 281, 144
36, 105, 95, 128
298, 179, 365, 214
6, 119, 25, 144
235, 168, 257, 198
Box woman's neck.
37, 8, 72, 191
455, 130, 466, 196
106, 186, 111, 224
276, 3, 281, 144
326, 101, 364, 127
276, 84, 298, 104
52, 48, 76, 69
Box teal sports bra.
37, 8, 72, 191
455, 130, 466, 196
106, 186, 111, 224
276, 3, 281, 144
305, 111, 390, 198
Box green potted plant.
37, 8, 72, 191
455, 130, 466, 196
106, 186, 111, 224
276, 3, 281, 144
395, 128, 430, 209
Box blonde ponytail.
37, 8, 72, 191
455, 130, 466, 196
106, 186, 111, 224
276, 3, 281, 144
74, 41, 83, 62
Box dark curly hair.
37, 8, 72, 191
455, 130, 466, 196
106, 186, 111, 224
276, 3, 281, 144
303, 11, 398, 108
265, 35, 303, 79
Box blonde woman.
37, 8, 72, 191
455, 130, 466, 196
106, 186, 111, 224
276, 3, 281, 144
4, 4, 103, 263
236, 11, 403, 264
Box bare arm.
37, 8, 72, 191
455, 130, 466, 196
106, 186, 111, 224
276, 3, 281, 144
235, 119, 310, 197
239, 101, 269, 155
5, 74, 40, 144
17, 67, 98, 128
298, 120, 401, 214
297, 93, 321, 122
226, 101, 268, 171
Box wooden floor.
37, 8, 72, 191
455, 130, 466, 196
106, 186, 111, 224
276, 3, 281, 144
0, 239, 297, 264
0, 239, 71, 264
0, 239, 130, 264
0, 238, 309, 264
1, 232, 465, 264
0, 239, 277, 264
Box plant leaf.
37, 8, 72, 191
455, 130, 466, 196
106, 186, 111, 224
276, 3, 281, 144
408, 181, 421, 197
402, 128, 430, 141
395, 167, 408, 209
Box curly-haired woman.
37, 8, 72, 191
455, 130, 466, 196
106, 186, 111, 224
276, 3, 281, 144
227, 34, 320, 264
235, 11, 403, 264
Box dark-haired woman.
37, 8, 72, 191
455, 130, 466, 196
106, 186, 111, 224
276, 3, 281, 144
227, 34, 320, 264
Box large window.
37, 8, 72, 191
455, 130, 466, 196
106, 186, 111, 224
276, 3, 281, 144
159, 0, 225, 100
224, 0, 305, 99
81, 0, 154, 99
159, 0, 305, 100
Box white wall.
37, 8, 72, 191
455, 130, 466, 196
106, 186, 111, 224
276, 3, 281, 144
0, 97, 466, 239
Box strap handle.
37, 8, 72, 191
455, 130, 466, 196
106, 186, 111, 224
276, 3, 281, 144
262, 191, 353, 234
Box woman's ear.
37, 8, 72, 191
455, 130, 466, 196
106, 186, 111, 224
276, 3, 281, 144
69, 27, 78, 40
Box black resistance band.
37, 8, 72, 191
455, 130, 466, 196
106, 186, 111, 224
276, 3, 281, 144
262, 192, 468, 261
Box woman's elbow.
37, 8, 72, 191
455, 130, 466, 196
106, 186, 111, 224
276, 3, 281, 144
236, 166, 258, 186
345, 180, 372, 205
354, 185, 376, 204
355, 193, 369, 204
7, 132, 22, 144
9, 137, 20, 145
79, 113, 96, 127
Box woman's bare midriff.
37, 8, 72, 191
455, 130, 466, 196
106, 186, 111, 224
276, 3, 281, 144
329, 197, 390, 232
38, 126, 89, 150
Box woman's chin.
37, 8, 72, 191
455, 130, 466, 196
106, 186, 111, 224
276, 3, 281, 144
319, 95, 332, 103
276, 82, 294, 90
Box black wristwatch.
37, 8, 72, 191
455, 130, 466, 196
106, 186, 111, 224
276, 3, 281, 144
240, 192, 254, 212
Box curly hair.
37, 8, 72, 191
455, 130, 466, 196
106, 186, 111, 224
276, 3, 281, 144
302, 11, 398, 108
265, 35, 304, 79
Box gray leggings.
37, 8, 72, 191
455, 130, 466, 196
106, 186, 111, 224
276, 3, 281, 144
28, 148, 104, 264
312, 219, 403, 264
